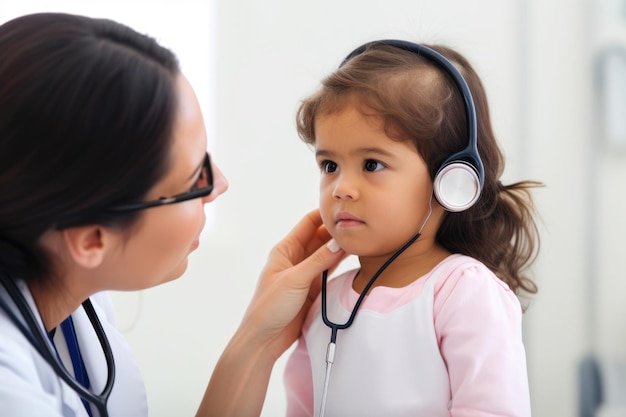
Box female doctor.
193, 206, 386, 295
0, 12, 345, 417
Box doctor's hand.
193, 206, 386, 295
199, 210, 345, 417
243, 209, 345, 359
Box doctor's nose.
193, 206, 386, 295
332, 174, 359, 200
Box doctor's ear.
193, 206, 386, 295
61, 225, 108, 269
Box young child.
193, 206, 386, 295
284, 40, 541, 417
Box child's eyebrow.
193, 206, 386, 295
357, 147, 395, 158
315, 147, 396, 158
315, 149, 335, 159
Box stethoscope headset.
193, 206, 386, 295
318, 39, 484, 417
0, 273, 115, 417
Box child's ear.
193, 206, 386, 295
61, 226, 107, 268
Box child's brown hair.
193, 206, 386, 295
297, 41, 541, 297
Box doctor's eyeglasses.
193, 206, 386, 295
111, 152, 214, 212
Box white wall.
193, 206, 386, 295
521, 1, 592, 415
523, 1, 626, 415
3, 1, 625, 416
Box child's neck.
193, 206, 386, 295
353, 244, 451, 294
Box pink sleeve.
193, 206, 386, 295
284, 336, 314, 417
434, 263, 531, 417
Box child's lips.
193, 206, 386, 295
335, 212, 364, 227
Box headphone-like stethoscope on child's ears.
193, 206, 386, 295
318, 40, 484, 417
342, 39, 484, 212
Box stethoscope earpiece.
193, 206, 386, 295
433, 161, 482, 212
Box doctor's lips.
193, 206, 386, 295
334, 212, 365, 227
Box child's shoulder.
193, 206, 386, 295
432, 254, 523, 327
432, 254, 514, 297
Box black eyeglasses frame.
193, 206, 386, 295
110, 152, 214, 213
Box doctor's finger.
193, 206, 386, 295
287, 238, 346, 291
278, 210, 327, 262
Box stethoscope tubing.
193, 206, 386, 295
318, 197, 433, 417
321, 230, 423, 342
0, 273, 115, 417
318, 231, 421, 417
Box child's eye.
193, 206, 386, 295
364, 159, 384, 172
320, 160, 338, 173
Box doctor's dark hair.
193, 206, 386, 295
0, 13, 180, 282
296, 42, 541, 297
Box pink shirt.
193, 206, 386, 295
284, 254, 531, 416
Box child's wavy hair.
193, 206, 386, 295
296, 41, 541, 297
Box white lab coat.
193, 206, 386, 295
0, 280, 148, 417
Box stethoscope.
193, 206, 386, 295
317, 196, 433, 417
0, 273, 115, 417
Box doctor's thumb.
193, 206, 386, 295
326, 239, 341, 254
294, 239, 346, 287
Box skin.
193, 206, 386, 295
314, 104, 451, 293
27, 72, 345, 417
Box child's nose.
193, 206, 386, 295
331, 173, 359, 200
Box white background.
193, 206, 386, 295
2, 1, 626, 416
